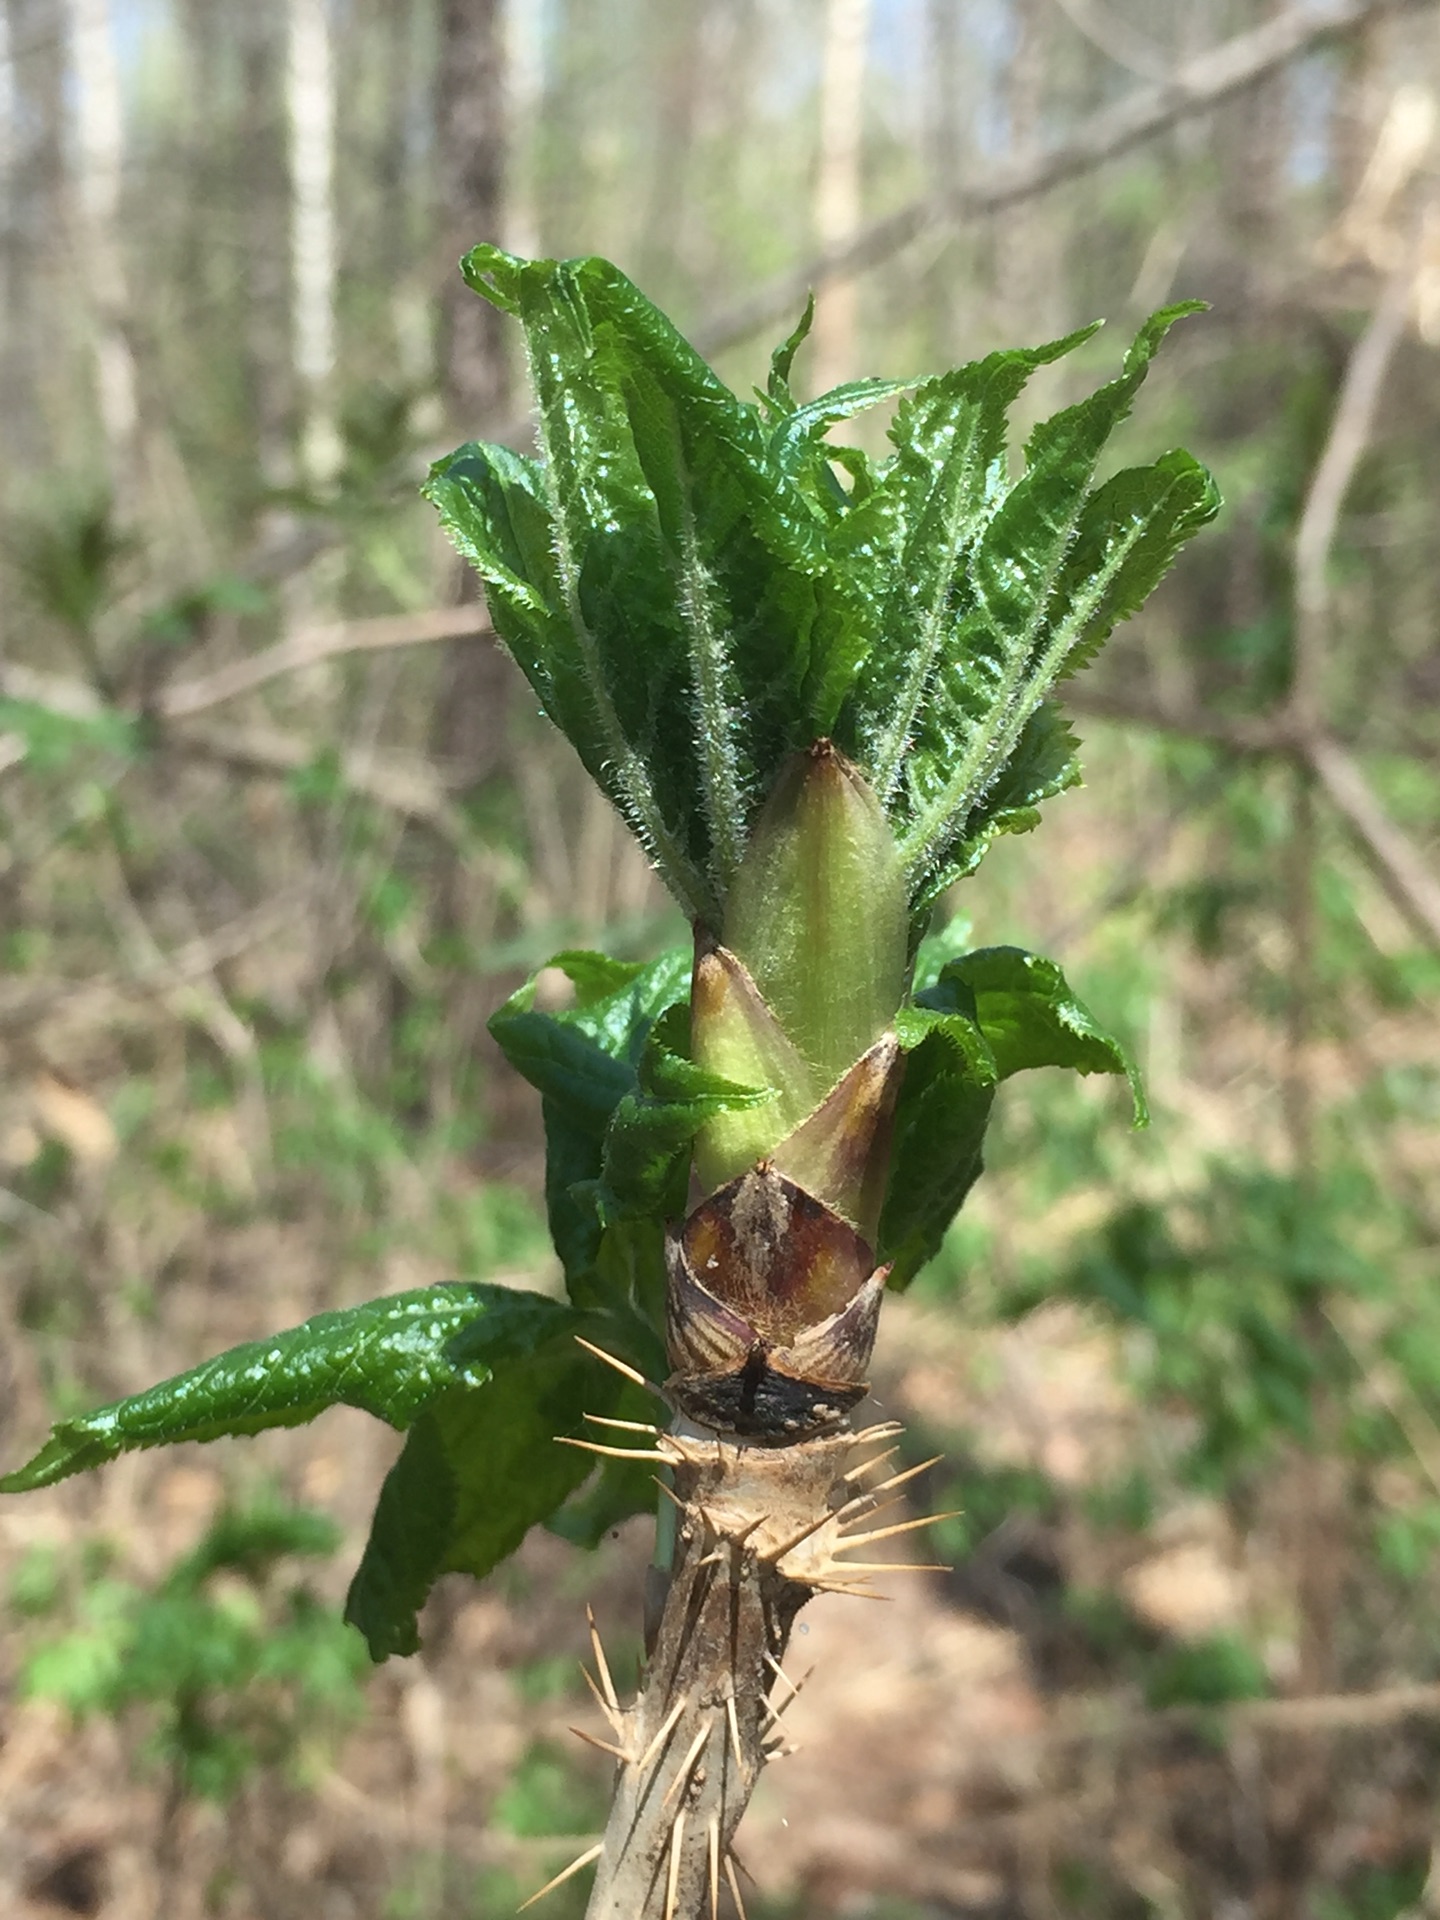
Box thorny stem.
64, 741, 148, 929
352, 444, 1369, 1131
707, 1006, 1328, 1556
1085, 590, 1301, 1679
578, 1417, 917, 1920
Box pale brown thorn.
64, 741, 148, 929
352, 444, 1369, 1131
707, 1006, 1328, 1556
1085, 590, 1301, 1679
725, 1692, 744, 1772
841, 1444, 900, 1485
833, 1511, 962, 1553
694, 1549, 727, 1571
573, 1334, 658, 1393
652, 1474, 686, 1512
517, 1841, 603, 1910
555, 1437, 668, 1462
761, 1665, 812, 1727
865, 1454, 944, 1500
580, 1662, 624, 1733
662, 1720, 711, 1807
635, 1693, 688, 1776
570, 1724, 631, 1763
808, 1581, 890, 1599
724, 1852, 749, 1920
587, 1604, 621, 1716
665, 1807, 687, 1920
839, 1560, 949, 1575
584, 1413, 661, 1435
768, 1504, 842, 1562
853, 1419, 905, 1444
763, 1652, 804, 1706
708, 1815, 721, 1920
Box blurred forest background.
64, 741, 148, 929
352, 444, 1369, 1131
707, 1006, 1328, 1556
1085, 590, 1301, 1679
3, 0, 1440, 1916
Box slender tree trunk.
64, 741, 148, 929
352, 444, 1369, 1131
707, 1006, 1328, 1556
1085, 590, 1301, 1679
811, 0, 872, 394
427, 0, 511, 1123
438, 0, 507, 434
66, 0, 139, 489
287, 0, 339, 488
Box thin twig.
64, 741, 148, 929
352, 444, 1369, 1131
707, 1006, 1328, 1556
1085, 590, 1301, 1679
1291, 222, 1422, 730
691, 0, 1426, 360
157, 604, 491, 719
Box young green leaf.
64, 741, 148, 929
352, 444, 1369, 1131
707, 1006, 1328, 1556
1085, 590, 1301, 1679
600, 1003, 771, 1218
345, 1332, 614, 1660
879, 945, 1144, 1285
489, 945, 709, 1286
893, 304, 1212, 894
839, 323, 1101, 811
434, 247, 861, 917
946, 945, 1147, 1122
0, 1283, 565, 1493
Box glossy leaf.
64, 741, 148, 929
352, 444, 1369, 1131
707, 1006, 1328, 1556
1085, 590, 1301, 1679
879, 945, 1143, 1285
345, 1327, 612, 1659
947, 945, 1147, 1123
601, 1003, 771, 1218
489, 947, 765, 1333
0, 1283, 564, 1492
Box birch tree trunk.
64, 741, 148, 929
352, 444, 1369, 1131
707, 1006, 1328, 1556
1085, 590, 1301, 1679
811, 0, 872, 394
66, 0, 139, 489
287, 0, 339, 489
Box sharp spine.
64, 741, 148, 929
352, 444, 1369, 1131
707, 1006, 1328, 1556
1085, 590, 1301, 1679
517, 1841, 603, 1910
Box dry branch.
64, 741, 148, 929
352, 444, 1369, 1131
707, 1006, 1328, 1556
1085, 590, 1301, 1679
158, 604, 491, 719
693, 0, 1428, 360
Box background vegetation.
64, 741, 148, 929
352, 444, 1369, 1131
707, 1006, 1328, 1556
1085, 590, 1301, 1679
2, 1, 1440, 1916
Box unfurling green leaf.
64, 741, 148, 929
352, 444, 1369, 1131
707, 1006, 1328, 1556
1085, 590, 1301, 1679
488, 945, 763, 1305
430, 250, 1216, 929
947, 945, 1147, 1123
879, 945, 1143, 1286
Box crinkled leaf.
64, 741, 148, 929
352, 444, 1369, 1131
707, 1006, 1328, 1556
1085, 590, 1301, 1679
948, 946, 1147, 1122
489, 946, 691, 1289
894, 304, 1207, 892
602, 1003, 770, 1219
433, 256, 1214, 917
879, 944, 1145, 1285
911, 702, 1082, 924
344, 1320, 610, 1660
0, 1284, 556, 1493
436, 246, 872, 916
840, 324, 1099, 811
1054, 448, 1221, 681
765, 296, 815, 414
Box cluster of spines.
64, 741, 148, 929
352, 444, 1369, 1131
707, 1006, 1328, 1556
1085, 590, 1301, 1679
526, 1338, 955, 1915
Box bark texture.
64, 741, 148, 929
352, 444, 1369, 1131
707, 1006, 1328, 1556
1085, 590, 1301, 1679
583, 1418, 907, 1920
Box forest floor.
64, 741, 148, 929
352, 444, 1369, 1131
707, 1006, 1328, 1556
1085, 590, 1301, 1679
0, 1274, 1315, 1920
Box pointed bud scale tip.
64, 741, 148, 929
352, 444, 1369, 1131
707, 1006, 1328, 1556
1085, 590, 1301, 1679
721, 741, 908, 1090
770, 1033, 902, 1242
690, 934, 818, 1194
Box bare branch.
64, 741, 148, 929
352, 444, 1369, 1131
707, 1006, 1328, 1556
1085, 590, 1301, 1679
694, 0, 1429, 360
158, 604, 491, 719
1291, 223, 1421, 726
1303, 734, 1440, 952
175, 720, 471, 842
